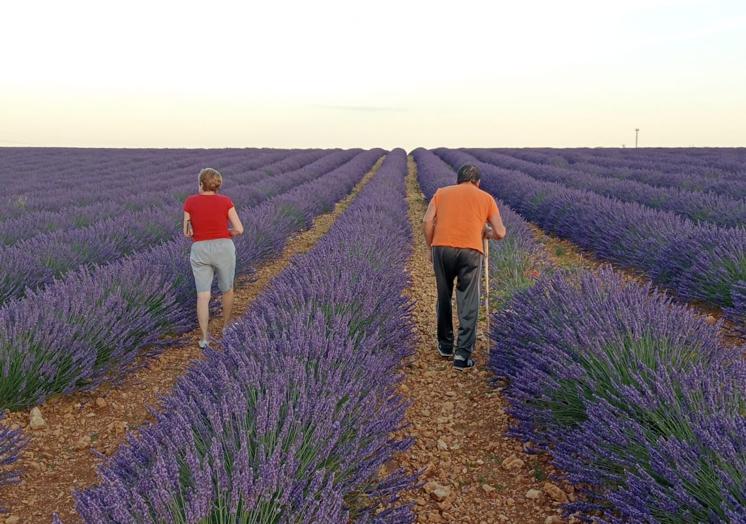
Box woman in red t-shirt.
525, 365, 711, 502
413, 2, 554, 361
183, 168, 244, 348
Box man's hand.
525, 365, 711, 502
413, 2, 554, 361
184, 222, 193, 238
483, 223, 493, 239
426, 246, 433, 263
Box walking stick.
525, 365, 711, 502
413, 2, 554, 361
484, 237, 490, 335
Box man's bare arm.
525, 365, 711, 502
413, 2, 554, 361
487, 209, 506, 240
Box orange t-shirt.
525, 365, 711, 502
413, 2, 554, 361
431, 183, 499, 254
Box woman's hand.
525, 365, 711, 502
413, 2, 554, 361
183, 211, 193, 238
228, 207, 244, 236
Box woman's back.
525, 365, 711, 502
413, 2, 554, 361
183, 193, 234, 242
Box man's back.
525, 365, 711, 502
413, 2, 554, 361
431, 183, 498, 254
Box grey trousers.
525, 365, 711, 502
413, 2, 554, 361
432, 246, 482, 358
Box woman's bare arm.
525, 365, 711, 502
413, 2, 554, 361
228, 207, 244, 236
183, 211, 193, 237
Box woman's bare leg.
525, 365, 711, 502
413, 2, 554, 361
197, 291, 211, 342
222, 289, 235, 330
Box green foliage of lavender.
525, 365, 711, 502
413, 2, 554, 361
490, 269, 745, 522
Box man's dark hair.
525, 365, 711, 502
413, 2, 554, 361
457, 164, 480, 184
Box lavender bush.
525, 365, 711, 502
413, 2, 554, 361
0, 413, 25, 512
0, 149, 384, 410
490, 270, 745, 522
75, 149, 415, 522
727, 281, 746, 337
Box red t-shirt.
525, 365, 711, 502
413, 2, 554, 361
183, 194, 234, 242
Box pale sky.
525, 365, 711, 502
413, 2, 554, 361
1, 0, 745, 149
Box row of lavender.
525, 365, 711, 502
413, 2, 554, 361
0, 148, 301, 207
414, 148, 746, 523
433, 149, 746, 329
503, 149, 746, 198
571, 148, 746, 179
0, 150, 355, 303
0, 149, 383, 411
468, 149, 746, 227
75, 149, 414, 522
512, 148, 746, 180
0, 149, 328, 245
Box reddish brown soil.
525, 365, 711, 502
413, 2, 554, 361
1, 156, 385, 524
393, 157, 573, 524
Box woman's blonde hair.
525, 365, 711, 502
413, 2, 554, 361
199, 168, 222, 192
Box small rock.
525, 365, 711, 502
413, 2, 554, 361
424, 481, 451, 502
543, 482, 569, 503
75, 435, 92, 450
501, 454, 525, 470
29, 407, 46, 430
425, 510, 443, 523
415, 497, 427, 506
545, 516, 563, 524
705, 314, 718, 326
506, 497, 515, 506
6, 516, 20, 524
481, 483, 495, 493
437, 439, 449, 451
526, 488, 543, 500
95, 397, 107, 408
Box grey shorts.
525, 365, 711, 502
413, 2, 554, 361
190, 238, 236, 293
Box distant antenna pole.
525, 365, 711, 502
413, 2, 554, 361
635, 128, 640, 148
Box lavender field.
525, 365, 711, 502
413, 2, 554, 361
0, 147, 744, 523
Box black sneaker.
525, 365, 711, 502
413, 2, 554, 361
453, 357, 475, 371
437, 346, 454, 358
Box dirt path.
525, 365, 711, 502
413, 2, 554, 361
393, 157, 572, 524
2, 155, 385, 524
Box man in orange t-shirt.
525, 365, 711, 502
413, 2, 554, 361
423, 164, 506, 371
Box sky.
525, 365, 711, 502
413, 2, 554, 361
1, 0, 745, 149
